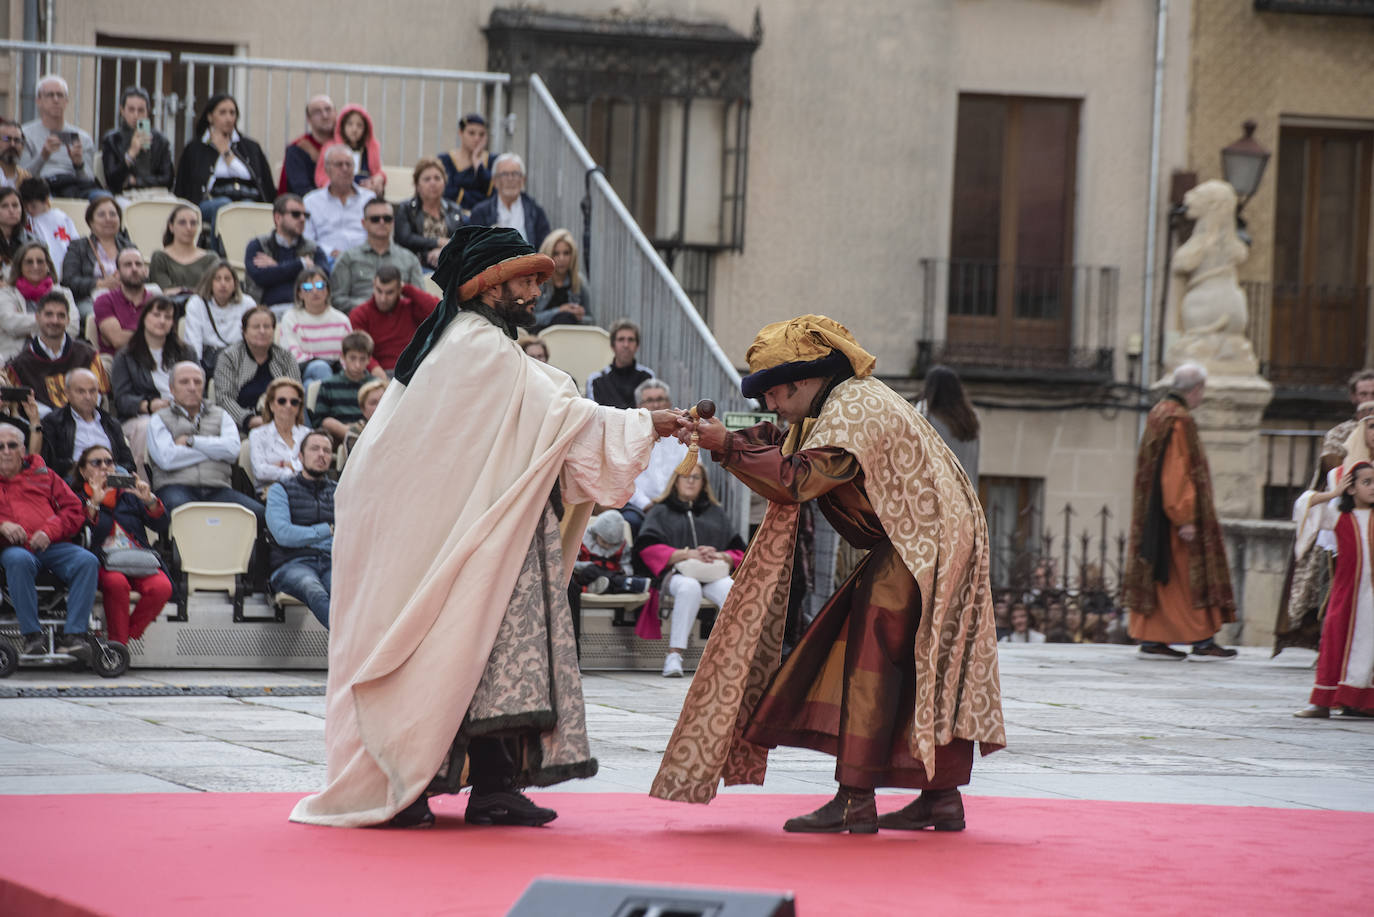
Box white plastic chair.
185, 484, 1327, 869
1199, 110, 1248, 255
539, 325, 612, 393
168, 502, 259, 621
123, 198, 193, 258
215, 202, 275, 274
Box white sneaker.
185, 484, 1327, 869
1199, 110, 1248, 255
662, 652, 684, 678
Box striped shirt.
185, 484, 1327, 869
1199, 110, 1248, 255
276, 306, 353, 363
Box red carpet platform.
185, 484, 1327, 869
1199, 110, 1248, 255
0, 792, 1368, 916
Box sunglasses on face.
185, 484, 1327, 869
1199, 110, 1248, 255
300, 280, 326, 291
284, 209, 308, 219
87, 457, 115, 467
366, 214, 394, 224
275, 397, 301, 406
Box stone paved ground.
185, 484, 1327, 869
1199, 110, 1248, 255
1, 644, 1371, 811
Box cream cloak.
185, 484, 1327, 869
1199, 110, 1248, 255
290, 310, 654, 827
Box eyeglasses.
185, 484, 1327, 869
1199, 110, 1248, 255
494, 171, 523, 181
275, 397, 302, 406
366, 214, 394, 224
284, 209, 308, 219
87, 457, 115, 467
0, 442, 23, 451
0, 135, 21, 144
38, 90, 67, 100
300, 280, 326, 291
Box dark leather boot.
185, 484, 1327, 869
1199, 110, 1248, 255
388, 794, 435, 828
782, 786, 877, 834
877, 788, 965, 831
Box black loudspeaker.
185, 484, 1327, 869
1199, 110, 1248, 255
505, 877, 797, 917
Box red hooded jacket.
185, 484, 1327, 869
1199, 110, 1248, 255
0, 454, 86, 544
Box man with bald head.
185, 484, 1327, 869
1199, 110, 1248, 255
302, 144, 374, 262
1122, 362, 1237, 660
146, 362, 263, 519
0, 422, 99, 659
279, 95, 336, 196
40, 367, 133, 479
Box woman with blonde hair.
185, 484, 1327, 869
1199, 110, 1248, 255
633, 462, 747, 677
248, 375, 311, 490
532, 228, 592, 332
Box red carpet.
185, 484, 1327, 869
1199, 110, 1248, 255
0, 792, 1368, 916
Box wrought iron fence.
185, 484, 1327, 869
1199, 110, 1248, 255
1243, 280, 1371, 388
986, 501, 1127, 611
525, 73, 752, 537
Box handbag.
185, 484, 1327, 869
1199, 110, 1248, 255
207, 177, 263, 203
673, 557, 729, 583
103, 547, 162, 578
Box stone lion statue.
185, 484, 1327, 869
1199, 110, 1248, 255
1163, 179, 1259, 376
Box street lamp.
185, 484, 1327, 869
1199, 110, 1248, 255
1221, 120, 1271, 215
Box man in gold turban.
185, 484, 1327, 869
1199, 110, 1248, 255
650, 315, 1005, 833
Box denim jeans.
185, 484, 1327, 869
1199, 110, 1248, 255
270, 555, 331, 628
156, 485, 265, 523
1, 542, 99, 636
301, 359, 334, 387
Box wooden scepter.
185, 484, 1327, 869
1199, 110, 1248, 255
673, 399, 717, 475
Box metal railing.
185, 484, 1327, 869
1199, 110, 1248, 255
917, 258, 1119, 378
0, 39, 173, 136
1243, 280, 1371, 388
526, 73, 752, 537
179, 54, 509, 172
1261, 428, 1326, 519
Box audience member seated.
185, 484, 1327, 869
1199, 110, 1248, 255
329, 199, 423, 312
62, 194, 134, 320
0, 119, 31, 189
585, 319, 655, 409
0, 186, 39, 272
148, 204, 215, 299
635, 465, 746, 678
572, 509, 649, 595
518, 334, 549, 362
621, 379, 687, 536
302, 145, 374, 262
1062, 601, 1086, 644
5, 289, 96, 411
40, 368, 133, 480
182, 259, 256, 374
248, 376, 310, 491
112, 296, 184, 469
99, 86, 173, 197
278, 95, 335, 197
243, 193, 322, 313
532, 228, 591, 332
316, 331, 382, 442
173, 93, 275, 224
276, 267, 351, 387
147, 361, 263, 519
71, 445, 171, 646
266, 428, 335, 628
466, 153, 550, 250
311, 105, 386, 197
0, 387, 41, 455
0, 244, 77, 364
999, 601, 1046, 644
341, 378, 384, 459
19, 75, 99, 199
0, 421, 98, 661
395, 157, 463, 269
1043, 597, 1072, 643
19, 178, 78, 275
213, 306, 299, 434
992, 590, 1012, 640
345, 265, 437, 371
437, 113, 493, 214
93, 247, 154, 355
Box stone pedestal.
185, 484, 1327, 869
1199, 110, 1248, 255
1152, 373, 1275, 518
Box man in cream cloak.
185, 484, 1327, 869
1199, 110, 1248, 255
291, 226, 679, 828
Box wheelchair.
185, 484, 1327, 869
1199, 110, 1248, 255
0, 563, 131, 679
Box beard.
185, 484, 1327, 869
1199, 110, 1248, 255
0, 148, 17, 167
492, 293, 537, 331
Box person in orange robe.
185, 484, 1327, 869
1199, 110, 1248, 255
1122, 362, 1237, 660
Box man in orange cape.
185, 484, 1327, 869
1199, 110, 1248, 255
290, 226, 684, 829
651, 315, 1004, 833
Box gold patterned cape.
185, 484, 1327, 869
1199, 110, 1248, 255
651, 376, 1005, 803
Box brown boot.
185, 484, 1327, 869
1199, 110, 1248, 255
782, 786, 877, 834
877, 788, 966, 831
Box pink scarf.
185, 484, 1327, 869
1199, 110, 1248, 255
15, 275, 53, 303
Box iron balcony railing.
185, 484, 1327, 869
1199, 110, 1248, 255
526, 73, 752, 538
916, 258, 1119, 379
0, 39, 173, 136
1243, 281, 1371, 388
1261, 428, 1327, 520
1255, 0, 1374, 14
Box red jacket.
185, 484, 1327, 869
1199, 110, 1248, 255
0, 454, 85, 544
347, 284, 439, 371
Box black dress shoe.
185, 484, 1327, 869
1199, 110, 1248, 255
1138, 644, 1187, 660
878, 788, 966, 831
20, 633, 44, 655
1189, 643, 1237, 659
466, 788, 557, 827
56, 634, 91, 663
1338, 707, 1374, 718
782, 788, 877, 834
388, 795, 435, 828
